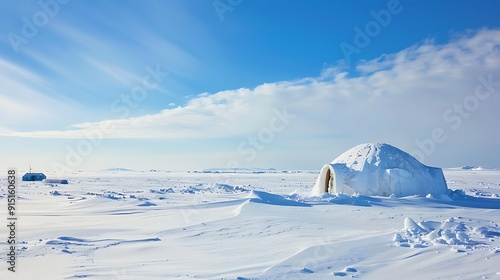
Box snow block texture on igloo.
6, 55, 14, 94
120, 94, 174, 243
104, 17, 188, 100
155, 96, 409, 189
312, 143, 448, 197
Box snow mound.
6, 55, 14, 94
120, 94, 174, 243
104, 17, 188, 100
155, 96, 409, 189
149, 188, 175, 194
394, 217, 500, 250
180, 185, 207, 194
212, 183, 248, 192
138, 201, 157, 207
313, 143, 448, 197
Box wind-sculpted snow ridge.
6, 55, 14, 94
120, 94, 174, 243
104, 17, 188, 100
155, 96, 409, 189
286, 192, 375, 206
246, 190, 310, 207
394, 217, 500, 251
46, 236, 161, 254
290, 187, 500, 209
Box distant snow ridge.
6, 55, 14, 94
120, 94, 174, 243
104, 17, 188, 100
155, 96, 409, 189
179, 183, 249, 194
394, 217, 500, 250
459, 165, 498, 171
312, 143, 448, 197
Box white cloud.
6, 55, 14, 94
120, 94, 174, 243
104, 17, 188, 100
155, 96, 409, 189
3, 29, 500, 160
0, 59, 83, 128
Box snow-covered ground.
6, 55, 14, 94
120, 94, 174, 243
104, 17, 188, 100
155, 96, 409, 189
1, 169, 499, 279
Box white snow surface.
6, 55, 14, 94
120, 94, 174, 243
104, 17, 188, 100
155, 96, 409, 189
312, 143, 448, 197
1, 169, 499, 279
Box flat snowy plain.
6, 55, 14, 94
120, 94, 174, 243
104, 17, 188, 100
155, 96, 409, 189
1, 169, 499, 279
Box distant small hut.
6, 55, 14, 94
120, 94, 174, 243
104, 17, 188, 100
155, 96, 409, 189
22, 173, 46, 181
45, 179, 69, 184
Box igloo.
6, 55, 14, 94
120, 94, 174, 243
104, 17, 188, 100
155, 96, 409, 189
312, 143, 448, 197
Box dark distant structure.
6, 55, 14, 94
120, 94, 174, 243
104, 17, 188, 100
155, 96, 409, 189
22, 166, 47, 182
45, 179, 68, 184
22, 172, 46, 181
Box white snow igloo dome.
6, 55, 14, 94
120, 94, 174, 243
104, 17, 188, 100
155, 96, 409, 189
312, 143, 448, 197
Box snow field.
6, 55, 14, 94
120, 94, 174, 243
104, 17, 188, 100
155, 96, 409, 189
0, 169, 498, 279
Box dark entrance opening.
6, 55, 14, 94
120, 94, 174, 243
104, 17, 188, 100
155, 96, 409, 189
324, 168, 332, 193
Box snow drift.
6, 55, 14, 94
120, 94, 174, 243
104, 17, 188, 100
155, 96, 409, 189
312, 143, 448, 197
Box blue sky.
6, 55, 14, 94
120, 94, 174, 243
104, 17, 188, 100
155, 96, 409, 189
1, 0, 500, 172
